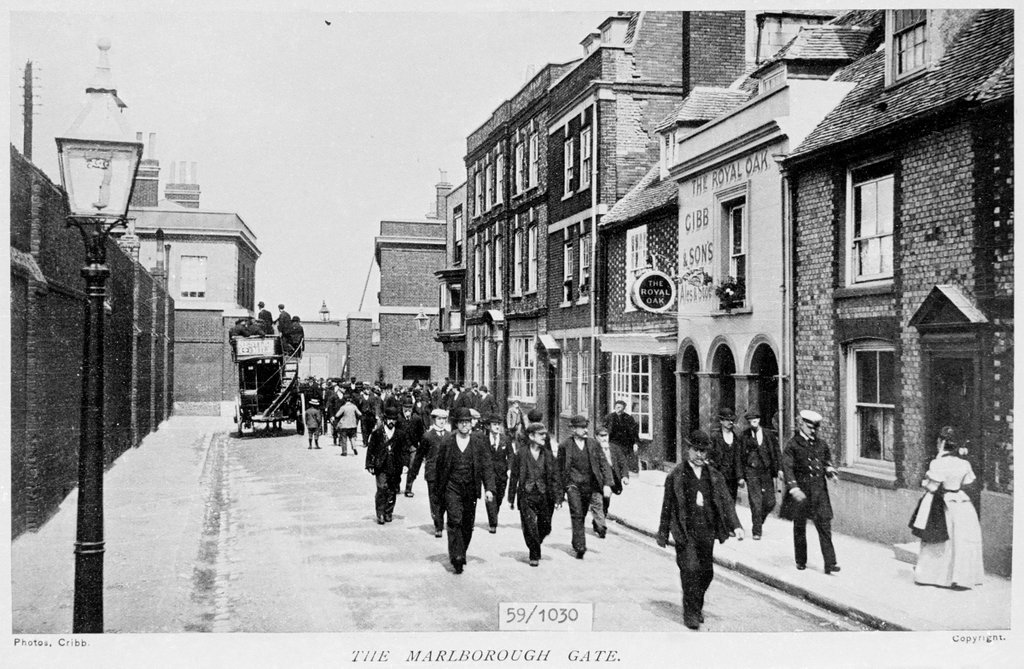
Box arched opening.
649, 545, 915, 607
712, 344, 736, 414
680, 346, 700, 439
750, 343, 779, 430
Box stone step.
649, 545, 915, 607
893, 541, 919, 565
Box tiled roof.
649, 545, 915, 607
829, 9, 884, 28
602, 164, 676, 226
972, 54, 1014, 103
659, 86, 752, 128
789, 9, 1013, 160
624, 11, 640, 44
753, 24, 875, 76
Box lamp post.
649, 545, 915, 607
319, 300, 331, 322
55, 38, 143, 634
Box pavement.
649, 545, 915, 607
607, 468, 1012, 631
11, 416, 1012, 633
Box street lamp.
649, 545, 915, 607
414, 305, 429, 331
55, 38, 143, 634
319, 300, 330, 322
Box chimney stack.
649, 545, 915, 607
165, 158, 201, 209
129, 131, 161, 208
434, 170, 453, 220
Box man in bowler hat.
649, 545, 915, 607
737, 408, 781, 540
434, 407, 496, 574
657, 430, 744, 630
364, 406, 409, 524
780, 410, 840, 573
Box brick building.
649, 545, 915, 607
10, 145, 174, 536
373, 181, 450, 384
128, 138, 259, 413
783, 9, 1013, 575
436, 181, 467, 383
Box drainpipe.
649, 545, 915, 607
775, 154, 795, 440
589, 103, 600, 423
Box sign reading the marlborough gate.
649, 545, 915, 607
630, 270, 676, 313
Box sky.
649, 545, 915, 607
9, 6, 611, 321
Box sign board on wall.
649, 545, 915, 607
630, 270, 676, 313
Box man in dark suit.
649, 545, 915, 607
508, 422, 563, 567
710, 407, 743, 502
481, 414, 514, 533
477, 386, 499, 419
737, 408, 781, 540
595, 426, 629, 519
434, 407, 496, 574
274, 304, 292, 337
256, 301, 274, 334
657, 430, 744, 630
603, 399, 640, 473
399, 397, 427, 497
364, 406, 409, 525
780, 409, 840, 574
558, 414, 613, 559
415, 408, 450, 538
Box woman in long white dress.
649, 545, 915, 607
914, 427, 984, 589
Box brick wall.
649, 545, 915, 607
378, 246, 446, 307
173, 310, 225, 403
686, 12, 747, 90
10, 146, 175, 538
604, 211, 678, 330
632, 12, 684, 85
346, 317, 379, 382
378, 313, 447, 383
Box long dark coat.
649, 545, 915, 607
779, 431, 834, 522
434, 432, 496, 502
604, 442, 630, 494
709, 430, 743, 481
657, 461, 741, 547
364, 426, 409, 483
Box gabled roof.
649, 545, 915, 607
908, 285, 988, 328
789, 9, 1013, 161
660, 87, 752, 128
601, 164, 676, 227
752, 24, 876, 77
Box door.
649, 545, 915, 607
928, 356, 981, 508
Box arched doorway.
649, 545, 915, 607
712, 344, 736, 414
750, 343, 779, 429
680, 346, 700, 441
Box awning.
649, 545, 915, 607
483, 309, 505, 326
598, 332, 676, 356
537, 333, 560, 352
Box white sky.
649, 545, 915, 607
9, 7, 610, 321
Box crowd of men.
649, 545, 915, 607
228, 301, 305, 356
295, 376, 838, 632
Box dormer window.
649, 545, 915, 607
888, 9, 928, 83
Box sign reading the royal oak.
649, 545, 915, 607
630, 270, 676, 313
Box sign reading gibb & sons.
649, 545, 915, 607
630, 270, 676, 313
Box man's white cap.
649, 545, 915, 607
799, 410, 823, 425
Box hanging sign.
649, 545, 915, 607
630, 270, 676, 313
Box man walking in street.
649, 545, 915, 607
710, 407, 743, 502
508, 423, 562, 567
780, 410, 840, 574
400, 398, 426, 497
603, 399, 640, 473
365, 407, 409, 524
415, 408, 450, 537
482, 414, 514, 534
335, 393, 362, 456
596, 426, 629, 518
657, 429, 744, 630
477, 385, 498, 419
738, 408, 781, 540
558, 415, 613, 559
304, 399, 323, 450
434, 407, 495, 574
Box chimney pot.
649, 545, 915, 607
149, 132, 156, 159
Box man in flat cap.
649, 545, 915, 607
365, 406, 410, 524
434, 407, 496, 573
482, 414, 514, 533
737, 408, 781, 540
710, 406, 743, 502
780, 410, 840, 574
657, 430, 744, 630
558, 414, 613, 559
415, 408, 451, 537
508, 423, 563, 566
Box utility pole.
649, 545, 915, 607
22, 61, 34, 160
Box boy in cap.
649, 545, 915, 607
482, 414, 514, 533
657, 430, 744, 630
434, 407, 496, 573
558, 414, 613, 558
737, 408, 781, 540
365, 406, 410, 524
780, 410, 840, 574
304, 399, 323, 450
508, 423, 562, 566
710, 407, 743, 502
